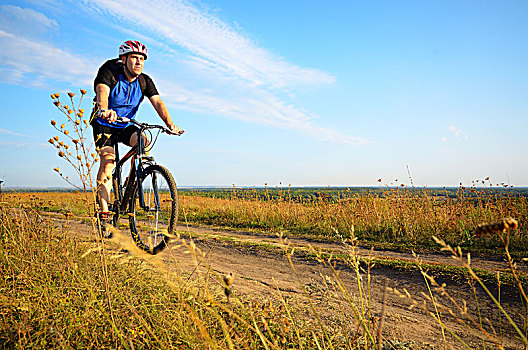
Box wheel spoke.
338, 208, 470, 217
128, 165, 178, 254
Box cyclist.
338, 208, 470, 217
90, 40, 179, 228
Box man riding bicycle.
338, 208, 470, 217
91, 40, 179, 227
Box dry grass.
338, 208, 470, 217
8, 187, 528, 255
2, 193, 528, 348
179, 187, 528, 253
0, 202, 312, 348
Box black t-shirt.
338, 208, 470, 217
91, 59, 160, 127
93, 58, 159, 98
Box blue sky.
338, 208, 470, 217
0, 0, 527, 188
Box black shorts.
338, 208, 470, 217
92, 122, 140, 148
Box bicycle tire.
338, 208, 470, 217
128, 164, 178, 254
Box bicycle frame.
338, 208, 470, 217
103, 117, 183, 253
112, 126, 158, 214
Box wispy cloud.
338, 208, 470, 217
0, 127, 29, 137
0, 5, 58, 31
1, 2, 367, 145
87, 0, 335, 90
440, 125, 469, 153
445, 125, 469, 141
0, 5, 95, 86
0, 140, 49, 150
85, 0, 367, 144
448, 126, 462, 138
0, 30, 96, 87
157, 78, 368, 145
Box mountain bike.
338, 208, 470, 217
108, 117, 184, 254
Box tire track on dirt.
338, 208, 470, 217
175, 223, 527, 274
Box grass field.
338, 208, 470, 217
7, 185, 528, 255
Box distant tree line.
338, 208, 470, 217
179, 186, 528, 204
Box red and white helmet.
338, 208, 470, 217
119, 40, 148, 59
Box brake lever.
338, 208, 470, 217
115, 116, 131, 124
166, 129, 185, 136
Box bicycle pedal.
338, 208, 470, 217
140, 156, 154, 161
102, 226, 113, 239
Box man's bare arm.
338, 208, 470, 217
95, 83, 117, 122
149, 95, 179, 133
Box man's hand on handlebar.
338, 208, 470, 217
166, 126, 185, 136
108, 116, 185, 135
167, 123, 180, 134
99, 109, 118, 123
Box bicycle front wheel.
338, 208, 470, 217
110, 176, 121, 229
129, 164, 178, 254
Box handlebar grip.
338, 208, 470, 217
115, 116, 131, 123
113, 117, 184, 136
165, 129, 185, 136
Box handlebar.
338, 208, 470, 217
116, 117, 185, 136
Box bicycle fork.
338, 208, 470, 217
135, 161, 162, 212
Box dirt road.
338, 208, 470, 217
52, 214, 527, 349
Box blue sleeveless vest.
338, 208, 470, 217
95, 74, 144, 129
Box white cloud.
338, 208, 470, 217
448, 125, 462, 138
0, 30, 96, 87
0, 127, 29, 137
157, 78, 368, 145
86, 0, 335, 90
0, 5, 58, 30
0, 1, 366, 145
0, 5, 60, 44
0, 7, 96, 87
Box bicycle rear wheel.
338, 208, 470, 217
129, 164, 178, 254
